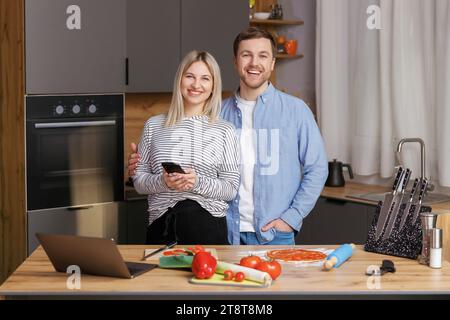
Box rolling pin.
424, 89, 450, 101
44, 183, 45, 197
323, 243, 355, 270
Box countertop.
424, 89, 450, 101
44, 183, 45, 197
1, 245, 449, 299
321, 182, 450, 214
321, 181, 389, 205
127, 181, 450, 214
124, 182, 450, 262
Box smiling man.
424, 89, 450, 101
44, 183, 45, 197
220, 27, 328, 245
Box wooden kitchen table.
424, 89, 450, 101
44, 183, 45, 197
1, 245, 449, 299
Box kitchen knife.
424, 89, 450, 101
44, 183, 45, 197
399, 177, 420, 230
411, 178, 429, 224
141, 241, 177, 261
375, 167, 405, 240
382, 168, 411, 240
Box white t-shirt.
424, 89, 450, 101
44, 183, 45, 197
236, 95, 257, 232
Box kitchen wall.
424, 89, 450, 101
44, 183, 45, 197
276, 0, 317, 115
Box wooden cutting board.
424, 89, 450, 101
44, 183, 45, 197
143, 248, 218, 262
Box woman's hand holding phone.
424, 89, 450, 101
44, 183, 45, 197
180, 168, 196, 190
163, 168, 196, 191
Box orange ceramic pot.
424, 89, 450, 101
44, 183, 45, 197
284, 40, 298, 55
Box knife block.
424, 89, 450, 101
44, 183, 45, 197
364, 201, 432, 259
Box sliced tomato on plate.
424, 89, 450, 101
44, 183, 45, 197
187, 245, 205, 255
163, 249, 189, 256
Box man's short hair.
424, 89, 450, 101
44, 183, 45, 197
233, 26, 276, 58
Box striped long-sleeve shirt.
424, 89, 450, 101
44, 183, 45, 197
133, 114, 240, 225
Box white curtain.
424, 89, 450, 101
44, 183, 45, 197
316, 0, 450, 186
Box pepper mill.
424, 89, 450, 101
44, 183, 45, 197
419, 212, 438, 265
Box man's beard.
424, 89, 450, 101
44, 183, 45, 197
241, 76, 269, 90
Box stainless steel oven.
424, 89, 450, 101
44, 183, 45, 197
25, 94, 125, 254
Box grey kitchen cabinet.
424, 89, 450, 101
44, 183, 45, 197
27, 202, 127, 255
126, 198, 148, 244
295, 197, 377, 245
126, 0, 249, 92
26, 0, 247, 94
25, 0, 126, 94
181, 0, 249, 91
126, 0, 180, 92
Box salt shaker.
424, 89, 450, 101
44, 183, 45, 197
429, 228, 442, 269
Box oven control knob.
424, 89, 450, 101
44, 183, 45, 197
55, 105, 64, 115
72, 104, 81, 114
88, 104, 97, 114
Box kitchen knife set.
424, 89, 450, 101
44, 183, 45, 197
365, 166, 432, 259
375, 167, 428, 240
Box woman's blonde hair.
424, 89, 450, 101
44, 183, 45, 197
165, 51, 222, 127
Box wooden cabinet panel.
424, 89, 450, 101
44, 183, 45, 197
0, 0, 26, 285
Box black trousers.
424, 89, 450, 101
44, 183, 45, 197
146, 199, 229, 245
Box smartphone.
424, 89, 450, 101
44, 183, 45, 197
161, 162, 186, 174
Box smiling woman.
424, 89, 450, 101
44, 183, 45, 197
165, 51, 222, 127
132, 51, 240, 246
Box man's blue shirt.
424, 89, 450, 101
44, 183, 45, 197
220, 83, 328, 245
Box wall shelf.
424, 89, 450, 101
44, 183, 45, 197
276, 53, 304, 59
250, 19, 304, 26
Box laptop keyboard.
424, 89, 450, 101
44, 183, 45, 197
126, 261, 144, 271
125, 261, 156, 275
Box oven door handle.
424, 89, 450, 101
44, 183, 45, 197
67, 205, 94, 211
34, 120, 116, 129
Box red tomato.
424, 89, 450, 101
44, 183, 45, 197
239, 255, 262, 269
191, 252, 217, 279
223, 270, 234, 281
256, 261, 282, 280
234, 272, 245, 282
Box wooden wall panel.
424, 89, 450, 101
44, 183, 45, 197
255, 0, 277, 12
0, 0, 26, 284
124, 93, 171, 180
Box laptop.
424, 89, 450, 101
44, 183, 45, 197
36, 233, 157, 279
